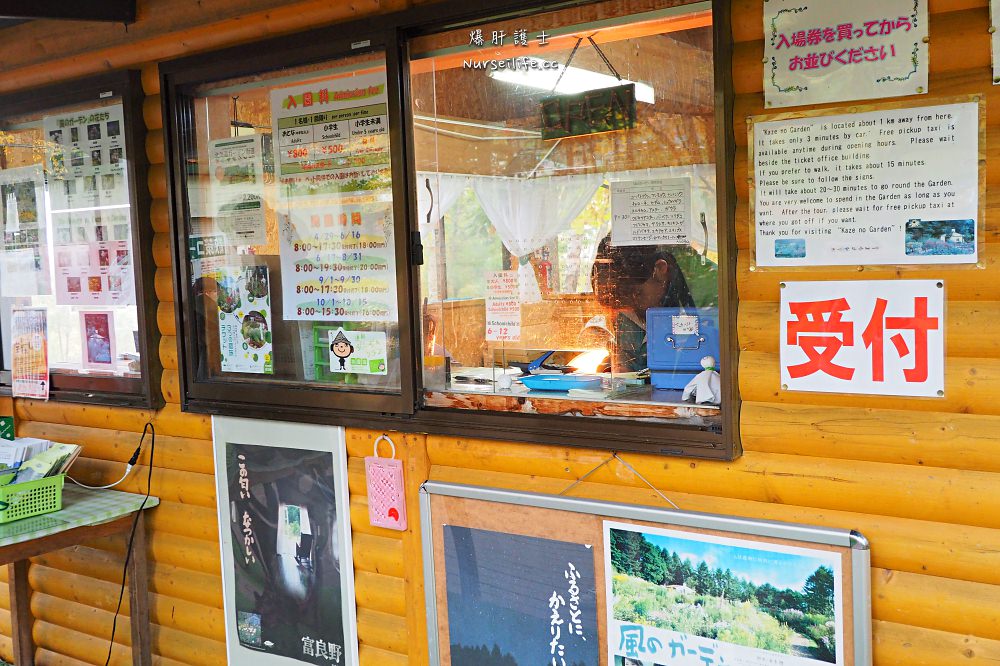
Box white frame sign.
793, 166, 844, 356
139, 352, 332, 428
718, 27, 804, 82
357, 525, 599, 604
212, 416, 359, 666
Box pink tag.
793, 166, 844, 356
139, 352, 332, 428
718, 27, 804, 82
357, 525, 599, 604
365, 435, 407, 531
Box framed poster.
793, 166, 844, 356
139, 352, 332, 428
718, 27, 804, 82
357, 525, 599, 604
212, 417, 359, 666
749, 98, 983, 269
422, 482, 872, 666
79, 310, 117, 371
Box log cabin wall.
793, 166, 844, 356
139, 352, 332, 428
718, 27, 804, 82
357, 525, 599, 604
0, 2, 998, 666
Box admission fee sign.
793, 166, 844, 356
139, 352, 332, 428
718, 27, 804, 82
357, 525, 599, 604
780, 280, 944, 397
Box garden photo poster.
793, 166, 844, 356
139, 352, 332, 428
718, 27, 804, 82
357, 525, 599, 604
604, 521, 844, 666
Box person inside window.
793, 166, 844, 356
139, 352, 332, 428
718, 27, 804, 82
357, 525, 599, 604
589, 234, 714, 373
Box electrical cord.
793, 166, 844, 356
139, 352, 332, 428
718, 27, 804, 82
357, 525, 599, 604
69, 435, 145, 490
104, 421, 155, 666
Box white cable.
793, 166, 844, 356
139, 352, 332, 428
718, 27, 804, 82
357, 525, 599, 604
68, 464, 135, 490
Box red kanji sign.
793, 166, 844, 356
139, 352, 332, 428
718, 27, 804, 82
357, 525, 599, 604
781, 281, 944, 397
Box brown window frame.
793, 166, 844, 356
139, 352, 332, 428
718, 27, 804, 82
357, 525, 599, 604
0, 70, 163, 409
159, 0, 740, 459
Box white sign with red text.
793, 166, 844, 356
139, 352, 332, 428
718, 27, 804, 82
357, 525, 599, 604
763, 0, 928, 107
485, 270, 521, 342
780, 280, 944, 397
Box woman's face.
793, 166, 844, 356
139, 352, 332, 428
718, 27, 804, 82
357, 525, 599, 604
632, 258, 671, 315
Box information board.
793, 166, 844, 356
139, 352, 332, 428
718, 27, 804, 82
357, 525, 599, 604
485, 270, 521, 342
270, 71, 397, 322
611, 177, 691, 246
753, 102, 980, 267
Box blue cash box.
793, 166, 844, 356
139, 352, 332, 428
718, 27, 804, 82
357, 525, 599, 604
646, 307, 720, 390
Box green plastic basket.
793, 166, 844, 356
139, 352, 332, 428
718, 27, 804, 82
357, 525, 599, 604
0, 474, 64, 524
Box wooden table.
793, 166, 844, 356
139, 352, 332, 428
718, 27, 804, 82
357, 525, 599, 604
0, 485, 159, 665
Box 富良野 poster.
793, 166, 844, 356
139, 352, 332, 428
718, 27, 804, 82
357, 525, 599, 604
605, 521, 845, 666
212, 418, 358, 666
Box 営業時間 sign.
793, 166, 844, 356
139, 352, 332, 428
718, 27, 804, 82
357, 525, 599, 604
752, 101, 979, 267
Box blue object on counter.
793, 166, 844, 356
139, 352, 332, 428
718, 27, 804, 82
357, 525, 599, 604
646, 307, 720, 390
519, 374, 603, 391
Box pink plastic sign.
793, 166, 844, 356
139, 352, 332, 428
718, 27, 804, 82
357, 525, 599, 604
365, 434, 407, 531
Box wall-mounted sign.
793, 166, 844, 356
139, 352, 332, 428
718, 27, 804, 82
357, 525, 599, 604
763, 0, 928, 108
422, 482, 874, 666
541, 82, 636, 140
780, 280, 944, 397
752, 101, 980, 267
212, 417, 359, 666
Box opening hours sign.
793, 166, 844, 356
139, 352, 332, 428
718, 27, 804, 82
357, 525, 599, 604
780, 280, 944, 397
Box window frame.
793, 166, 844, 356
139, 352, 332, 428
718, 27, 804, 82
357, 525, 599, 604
159, 19, 420, 417
159, 0, 740, 459
0, 70, 162, 409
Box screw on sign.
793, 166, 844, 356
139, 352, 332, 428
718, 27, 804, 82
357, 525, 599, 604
780, 280, 944, 397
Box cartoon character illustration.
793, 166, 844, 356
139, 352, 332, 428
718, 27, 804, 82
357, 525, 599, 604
330, 330, 354, 371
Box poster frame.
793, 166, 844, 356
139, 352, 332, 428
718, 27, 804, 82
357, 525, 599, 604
747, 94, 987, 273
211, 416, 359, 666
420, 480, 873, 666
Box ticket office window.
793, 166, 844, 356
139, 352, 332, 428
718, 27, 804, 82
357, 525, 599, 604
409, 0, 733, 444
164, 37, 414, 415
0, 72, 159, 407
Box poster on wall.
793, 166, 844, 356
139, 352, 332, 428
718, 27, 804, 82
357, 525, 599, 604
752, 101, 979, 267
270, 71, 398, 322
780, 279, 944, 397
610, 177, 691, 246
0, 165, 52, 296
79, 310, 117, 372
44, 103, 129, 210
212, 417, 359, 666
422, 482, 873, 666
53, 208, 134, 305
11, 307, 49, 400
763, 0, 928, 108
443, 526, 599, 665
605, 522, 844, 666
217, 265, 273, 374
209, 136, 268, 246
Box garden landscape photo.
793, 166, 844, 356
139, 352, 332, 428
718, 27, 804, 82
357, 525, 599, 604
606, 523, 842, 666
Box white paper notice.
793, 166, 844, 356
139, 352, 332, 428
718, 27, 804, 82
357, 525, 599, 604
780, 280, 944, 397
754, 102, 978, 267
611, 178, 691, 246
485, 271, 521, 342
0, 165, 51, 296
208, 136, 267, 246
763, 0, 928, 108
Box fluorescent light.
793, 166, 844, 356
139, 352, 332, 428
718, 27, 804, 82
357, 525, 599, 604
490, 57, 655, 104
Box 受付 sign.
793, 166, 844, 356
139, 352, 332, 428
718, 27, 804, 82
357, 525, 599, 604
780, 280, 944, 397
763, 0, 928, 107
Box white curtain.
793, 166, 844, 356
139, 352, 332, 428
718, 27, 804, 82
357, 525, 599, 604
472, 174, 602, 301
416, 172, 468, 231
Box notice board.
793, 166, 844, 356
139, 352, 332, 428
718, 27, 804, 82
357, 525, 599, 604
421, 482, 872, 666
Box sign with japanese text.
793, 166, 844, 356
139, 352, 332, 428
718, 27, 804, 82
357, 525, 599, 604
217, 265, 273, 375
780, 280, 944, 397
11, 307, 49, 400
485, 270, 521, 342
763, 0, 928, 108
212, 417, 358, 666
271, 71, 398, 323
209, 136, 267, 246
606, 521, 846, 666
753, 102, 979, 267
611, 177, 691, 246
0, 165, 52, 297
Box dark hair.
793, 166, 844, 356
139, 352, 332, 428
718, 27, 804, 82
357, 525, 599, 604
590, 234, 694, 310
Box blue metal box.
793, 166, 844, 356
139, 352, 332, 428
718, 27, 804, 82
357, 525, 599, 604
646, 307, 720, 390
